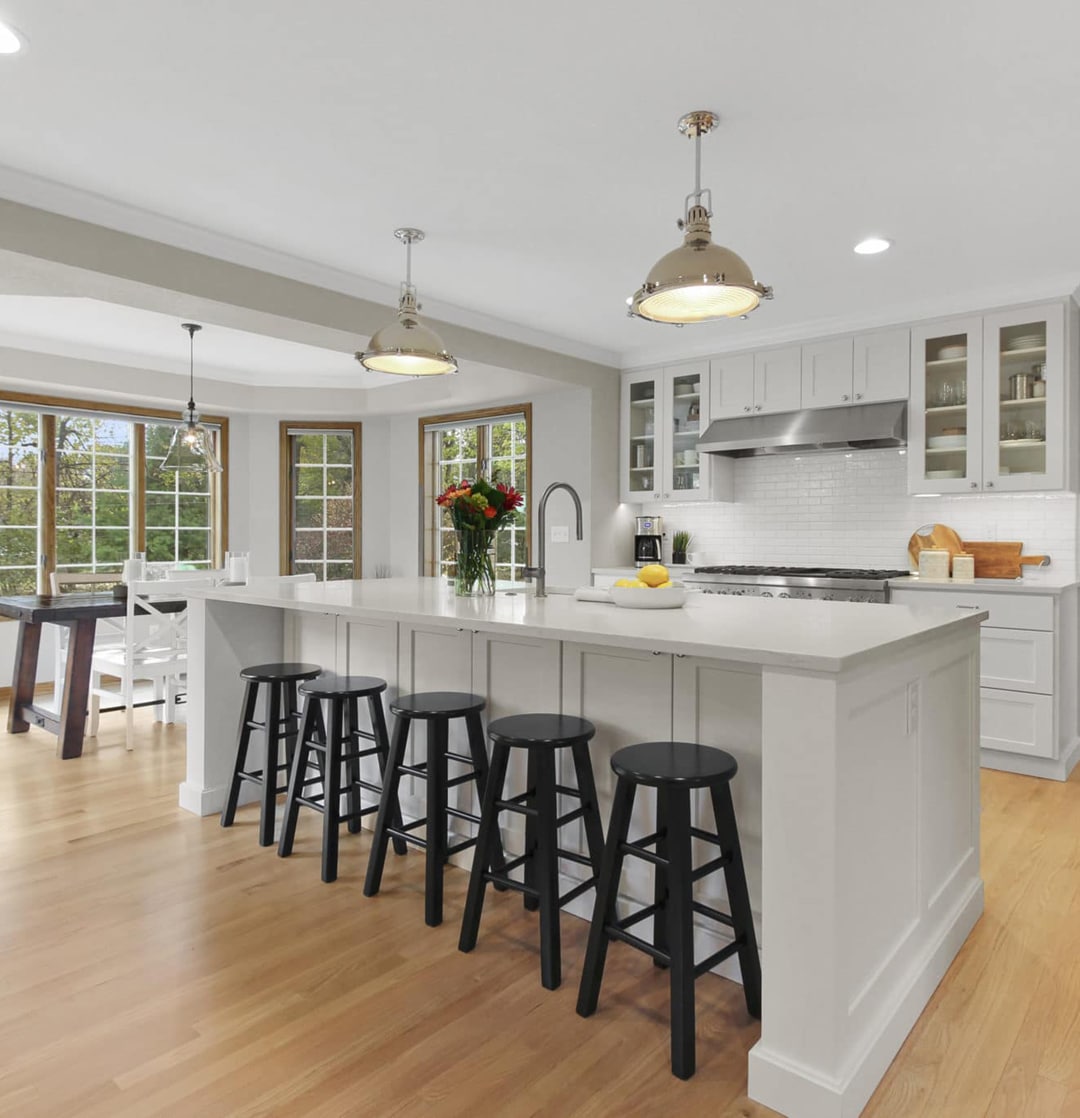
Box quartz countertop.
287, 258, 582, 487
889, 573, 1079, 595
185, 576, 985, 674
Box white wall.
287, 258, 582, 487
654, 448, 1077, 577
0, 621, 56, 689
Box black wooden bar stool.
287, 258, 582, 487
277, 673, 407, 882
576, 741, 761, 1080
458, 713, 605, 990
363, 692, 504, 927
220, 662, 322, 847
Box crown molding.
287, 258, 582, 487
619, 273, 1080, 370
0, 163, 619, 369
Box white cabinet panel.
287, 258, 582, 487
980, 688, 1055, 758
889, 589, 1054, 631
854, 328, 910, 403
980, 628, 1053, 694
709, 353, 756, 419
346, 618, 399, 691
801, 338, 854, 410
753, 346, 802, 414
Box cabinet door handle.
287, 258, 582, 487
743, 405, 752, 412
754, 404, 762, 412
841, 393, 850, 401
986, 480, 995, 488
855, 392, 863, 400
970, 482, 978, 489
654, 492, 660, 499
651, 650, 664, 656
955, 604, 981, 610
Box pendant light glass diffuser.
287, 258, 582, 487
162, 323, 223, 473
355, 228, 457, 376
629, 111, 772, 324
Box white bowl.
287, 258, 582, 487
927, 434, 967, 449
610, 582, 687, 609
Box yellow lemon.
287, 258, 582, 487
656, 580, 674, 589
638, 563, 669, 588
613, 578, 635, 588
629, 579, 649, 588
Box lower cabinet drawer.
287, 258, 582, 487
980, 627, 1053, 694
980, 688, 1054, 759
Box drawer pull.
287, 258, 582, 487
956, 605, 981, 611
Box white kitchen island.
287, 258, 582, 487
181, 578, 986, 1118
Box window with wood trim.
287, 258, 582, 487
279, 423, 362, 580
0, 394, 228, 595
419, 405, 531, 584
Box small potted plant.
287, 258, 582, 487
671, 530, 693, 566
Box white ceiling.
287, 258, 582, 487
1, 0, 1079, 371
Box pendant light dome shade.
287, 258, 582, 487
629, 112, 772, 324
162, 323, 223, 473
356, 229, 457, 376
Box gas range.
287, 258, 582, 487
683, 565, 912, 603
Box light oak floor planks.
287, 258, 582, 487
0, 706, 1078, 1117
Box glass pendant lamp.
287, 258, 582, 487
355, 228, 457, 376
162, 322, 223, 472
628, 111, 773, 324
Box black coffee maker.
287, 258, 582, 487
634, 515, 664, 566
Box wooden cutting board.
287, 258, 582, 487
959, 541, 1051, 579
907, 523, 964, 569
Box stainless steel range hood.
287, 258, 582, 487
697, 401, 907, 457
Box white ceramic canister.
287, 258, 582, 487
951, 554, 975, 581
918, 549, 951, 580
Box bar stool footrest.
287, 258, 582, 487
690, 825, 723, 847
605, 923, 670, 965
558, 877, 596, 907
445, 750, 477, 766
385, 827, 426, 849
691, 899, 735, 928
691, 853, 732, 882
446, 836, 479, 857
483, 872, 539, 899
693, 940, 740, 979
619, 833, 666, 867
557, 848, 594, 868
495, 796, 538, 818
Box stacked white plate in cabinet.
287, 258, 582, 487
927, 435, 967, 449
1006, 334, 1043, 350
938, 344, 967, 360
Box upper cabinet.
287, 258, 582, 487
909, 303, 1066, 494
710, 347, 801, 418
802, 330, 910, 410
620, 363, 732, 504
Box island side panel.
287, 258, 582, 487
748, 626, 983, 1118
181, 598, 285, 816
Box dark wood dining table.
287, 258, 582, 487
0, 592, 184, 759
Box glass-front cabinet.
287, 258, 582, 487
620, 362, 728, 504
909, 303, 1066, 494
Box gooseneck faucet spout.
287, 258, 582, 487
523, 481, 584, 599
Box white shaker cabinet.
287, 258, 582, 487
800, 338, 854, 409
709, 346, 800, 420
908, 303, 1067, 494
751, 346, 803, 414
802, 331, 910, 411
621, 363, 732, 504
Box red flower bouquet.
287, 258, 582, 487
436, 478, 524, 595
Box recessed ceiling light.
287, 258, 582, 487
854, 237, 891, 255
0, 19, 24, 53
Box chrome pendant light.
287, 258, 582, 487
629, 111, 772, 324
355, 228, 457, 376
162, 323, 223, 473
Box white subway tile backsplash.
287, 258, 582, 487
666, 449, 1076, 576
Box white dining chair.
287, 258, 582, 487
164, 568, 227, 582
89, 578, 212, 750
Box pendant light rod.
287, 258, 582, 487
394, 227, 424, 290
678, 110, 717, 225
181, 322, 202, 411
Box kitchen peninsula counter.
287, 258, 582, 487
181, 578, 985, 1118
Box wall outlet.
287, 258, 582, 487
550, 525, 570, 544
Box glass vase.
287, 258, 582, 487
454, 528, 496, 597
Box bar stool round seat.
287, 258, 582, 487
389, 691, 485, 719
488, 713, 595, 748
577, 740, 761, 1080
611, 741, 738, 788
240, 662, 322, 683
459, 712, 605, 991
299, 673, 387, 700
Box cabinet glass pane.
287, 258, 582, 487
922, 333, 970, 481
994, 319, 1047, 479
668, 371, 702, 494
628, 380, 656, 495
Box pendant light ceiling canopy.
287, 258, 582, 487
162, 323, 223, 473
355, 228, 457, 377
629, 111, 772, 324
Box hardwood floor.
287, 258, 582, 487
0, 709, 1078, 1118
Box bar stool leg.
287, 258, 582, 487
522, 749, 539, 912
345, 696, 363, 835
363, 714, 410, 897
464, 710, 507, 879
369, 694, 407, 856
278, 694, 320, 857
570, 741, 606, 873
283, 681, 300, 775
653, 787, 670, 969
665, 786, 696, 1080
710, 781, 762, 1019
221, 679, 258, 828
258, 681, 282, 847
576, 776, 637, 1017
535, 749, 562, 990
426, 715, 450, 927
458, 741, 511, 953
320, 697, 344, 882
